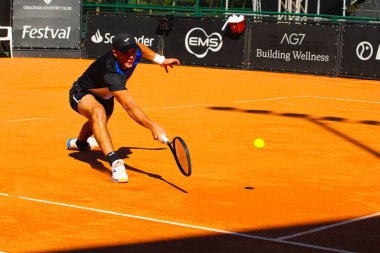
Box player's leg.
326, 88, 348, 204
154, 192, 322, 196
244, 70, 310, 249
68, 85, 102, 150
76, 121, 92, 143
77, 94, 128, 183
76, 94, 114, 156
67, 94, 112, 151
75, 115, 111, 150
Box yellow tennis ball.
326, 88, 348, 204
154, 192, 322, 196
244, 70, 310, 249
253, 138, 265, 148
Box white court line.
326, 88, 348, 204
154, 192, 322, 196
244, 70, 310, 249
2, 117, 53, 123
234, 97, 292, 103
298, 95, 380, 104
143, 103, 211, 111
142, 97, 297, 111
0, 193, 353, 253
4, 96, 378, 122
278, 212, 380, 240
141, 95, 380, 112
235, 95, 380, 105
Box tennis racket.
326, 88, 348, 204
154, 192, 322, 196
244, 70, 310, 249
161, 135, 192, 177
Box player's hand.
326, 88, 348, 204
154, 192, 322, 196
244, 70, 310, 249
150, 122, 167, 144
160, 58, 180, 73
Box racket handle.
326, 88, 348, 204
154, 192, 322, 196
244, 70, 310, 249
160, 134, 170, 144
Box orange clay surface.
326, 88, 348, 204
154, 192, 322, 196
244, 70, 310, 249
0, 58, 379, 253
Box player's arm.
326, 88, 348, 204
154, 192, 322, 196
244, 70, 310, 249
113, 89, 166, 143
137, 43, 180, 72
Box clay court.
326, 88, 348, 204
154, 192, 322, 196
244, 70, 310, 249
0, 58, 379, 253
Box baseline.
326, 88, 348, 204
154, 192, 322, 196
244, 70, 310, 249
298, 95, 380, 104
0, 192, 353, 253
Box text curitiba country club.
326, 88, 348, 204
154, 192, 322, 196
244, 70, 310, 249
256, 49, 329, 62
22, 26, 71, 39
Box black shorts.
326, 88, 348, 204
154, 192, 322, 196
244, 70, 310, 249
69, 82, 114, 116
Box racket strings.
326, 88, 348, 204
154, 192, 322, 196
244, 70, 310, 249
173, 138, 191, 176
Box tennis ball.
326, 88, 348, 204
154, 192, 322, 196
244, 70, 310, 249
253, 138, 265, 149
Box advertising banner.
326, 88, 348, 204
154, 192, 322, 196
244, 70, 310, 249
340, 25, 380, 78
163, 17, 246, 68
12, 0, 81, 49
249, 22, 339, 75
0, 0, 11, 26
84, 14, 161, 58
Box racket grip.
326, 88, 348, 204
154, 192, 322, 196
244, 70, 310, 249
160, 134, 170, 144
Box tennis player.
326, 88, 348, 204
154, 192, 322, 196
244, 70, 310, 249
67, 32, 180, 183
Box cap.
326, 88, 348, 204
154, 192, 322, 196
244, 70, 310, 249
112, 33, 140, 52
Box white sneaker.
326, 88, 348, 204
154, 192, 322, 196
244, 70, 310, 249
66, 137, 99, 151
66, 138, 90, 151
87, 137, 99, 149
111, 159, 128, 183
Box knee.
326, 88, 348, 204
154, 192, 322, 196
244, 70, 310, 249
90, 106, 107, 124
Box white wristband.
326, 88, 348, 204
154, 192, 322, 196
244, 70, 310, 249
153, 54, 166, 65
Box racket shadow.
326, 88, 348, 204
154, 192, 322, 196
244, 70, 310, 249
126, 166, 188, 194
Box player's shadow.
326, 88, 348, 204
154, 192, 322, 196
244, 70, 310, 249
208, 106, 380, 159
68, 147, 134, 174
68, 146, 187, 193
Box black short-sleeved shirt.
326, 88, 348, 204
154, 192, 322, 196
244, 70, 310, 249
77, 50, 142, 92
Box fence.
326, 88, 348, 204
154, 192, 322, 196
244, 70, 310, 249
81, 0, 380, 19
83, 12, 380, 79
3, 0, 380, 79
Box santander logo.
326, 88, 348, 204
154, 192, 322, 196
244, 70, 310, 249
91, 30, 103, 43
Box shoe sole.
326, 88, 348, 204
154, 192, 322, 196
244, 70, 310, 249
112, 178, 128, 183
66, 138, 74, 150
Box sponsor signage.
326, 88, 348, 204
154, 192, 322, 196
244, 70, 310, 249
84, 14, 160, 58
249, 22, 338, 74
340, 25, 380, 78
0, 0, 11, 26
163, 17, 246, 68
12, 0, 81, 49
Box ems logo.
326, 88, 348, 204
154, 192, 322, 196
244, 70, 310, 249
185, 28, 223, 58
91, 30, 103, 43
44, 0, 52, 5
